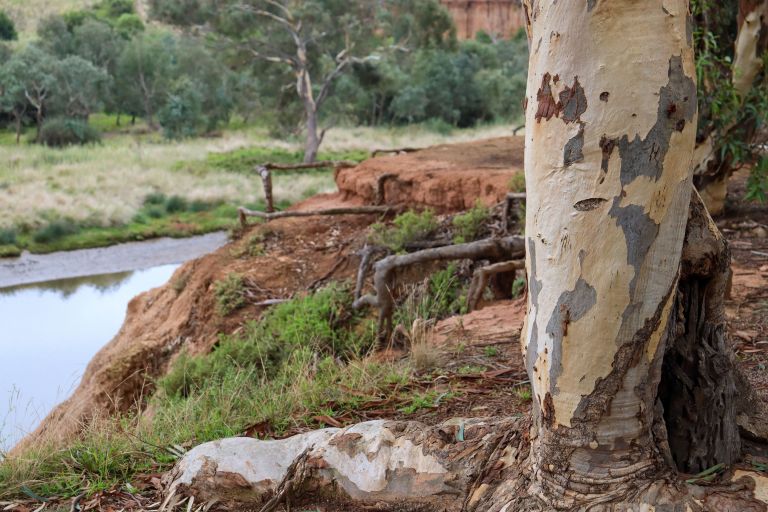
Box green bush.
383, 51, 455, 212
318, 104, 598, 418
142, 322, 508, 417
452, 201, 490, 243
369, 209, 438, 252
32, 219, 82, 244
39, 118, 101, 148
0, 228, 17, 245
0, 10, 17, 41
164, 195, 188, 213
214, 273, 246, 316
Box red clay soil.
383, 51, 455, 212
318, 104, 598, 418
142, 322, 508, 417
10, 138, 768, 502
12, 140, 526, 454
336, 136, 525, 211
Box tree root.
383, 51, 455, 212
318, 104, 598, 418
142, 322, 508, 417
466, 260, 525, 312
164, 417, 768, 511
353, 236, 525, 341
238, 205, 399, 227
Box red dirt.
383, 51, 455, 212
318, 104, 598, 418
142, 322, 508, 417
9, 138, 768, 511
336, 136, 525, 211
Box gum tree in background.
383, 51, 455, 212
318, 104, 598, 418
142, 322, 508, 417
692, 0, 768, 213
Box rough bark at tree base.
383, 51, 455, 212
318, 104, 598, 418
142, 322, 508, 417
163, 417, 768, 512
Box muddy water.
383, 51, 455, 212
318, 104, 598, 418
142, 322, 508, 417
0, 233, 228, 449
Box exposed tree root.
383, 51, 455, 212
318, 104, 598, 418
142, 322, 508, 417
375, 173, 397, 205
164, 417, 768, 511
466, 260, 525, 312
238, 205, 399, 227
353, 236, 525, 340
371, 147, 422, 158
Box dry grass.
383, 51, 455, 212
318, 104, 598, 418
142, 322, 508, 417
0, 123, 518, 232
0, 128, 334, 230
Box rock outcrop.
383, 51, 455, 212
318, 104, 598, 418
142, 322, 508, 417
440, 0, 526, 40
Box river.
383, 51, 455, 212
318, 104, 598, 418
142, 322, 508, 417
0, 233, 228, 450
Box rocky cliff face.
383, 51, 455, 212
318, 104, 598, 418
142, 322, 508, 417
440, 0, 526, 40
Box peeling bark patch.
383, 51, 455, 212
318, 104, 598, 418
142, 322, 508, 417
563, 125, 585, 167
686, 14, 693, 46
558, 77, 588, 124
546, 277, 597, 389
542, 393, 555, 426
535, 73, 559, 123
609, 198, 660, 288
587, 0, 597, 11
617, 56, 696, 186
599, 136, 617, 173
527, 239, 543, 377
573, 198, 607, 211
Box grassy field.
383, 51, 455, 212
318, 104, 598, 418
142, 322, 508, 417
0, 0, 96, 39
0, 115, 518, 256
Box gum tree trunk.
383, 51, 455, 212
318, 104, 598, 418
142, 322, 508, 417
520, 0, 697, 505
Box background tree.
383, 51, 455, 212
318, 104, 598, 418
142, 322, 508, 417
0, 56, 29, 143
0, 10, 17, 41
692, 0, 768, 213
51, 55, 110, 120
115, 31, 175, 129
12, 46, 58, 141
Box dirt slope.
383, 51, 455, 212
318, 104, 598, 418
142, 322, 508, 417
14, 139, 526, 452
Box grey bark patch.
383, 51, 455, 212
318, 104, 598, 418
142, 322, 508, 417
546, 276, 597, 389
608, 198, 660, 293
574, 198, 607, 211
527, 239, 543, 377
558, 77, 587, 124
600, 91, 610, 102
587, 0, 597, 11
617, 56, 696, 187
563, 125, 585, 167
686, 14, 693, 46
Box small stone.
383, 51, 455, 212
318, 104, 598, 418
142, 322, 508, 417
589, 440, 599, 449
753, 227, 768, 238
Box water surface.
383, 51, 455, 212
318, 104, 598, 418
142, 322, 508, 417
0, 266, 179, 449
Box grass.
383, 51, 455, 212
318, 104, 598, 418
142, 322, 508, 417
452, 200, 490, 243
214, 273, 246, 316
0, 283, 423, 499
369, 209, 438, 253
1, 119, 520, 256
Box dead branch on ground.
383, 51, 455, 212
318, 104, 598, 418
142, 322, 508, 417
238, 205, 399, 227
466, 260, 526, 312
254, 161, 358, 212
353, 236, 525, 341
371, 147, 422, 157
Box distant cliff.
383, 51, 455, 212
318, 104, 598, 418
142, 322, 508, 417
440, 0, 526, 40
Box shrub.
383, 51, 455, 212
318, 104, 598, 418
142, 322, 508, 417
452, 201, 490, 243
164, 195, 188, 213
214, 273, 246, 316
508, 173, 526, 193
0, 228, 17, 245
32, 219, 82, 244
369, 209, 438, 252
0, 10, 17, 41
39, 118, 101, 148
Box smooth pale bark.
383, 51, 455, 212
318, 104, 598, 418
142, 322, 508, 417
520, 0, 697, 502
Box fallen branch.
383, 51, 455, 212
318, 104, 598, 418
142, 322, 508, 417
354, 245, 388, 301
466, 260, 525, 312
254, 161, 358, 213
371, 147, 422, 158
238, 205, 399, 227
353, 236, 525, 341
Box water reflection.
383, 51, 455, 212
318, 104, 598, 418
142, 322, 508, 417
0, 271, 134, 298
0, 264, 178, 450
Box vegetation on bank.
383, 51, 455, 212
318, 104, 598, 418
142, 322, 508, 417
0, 275, 513, 499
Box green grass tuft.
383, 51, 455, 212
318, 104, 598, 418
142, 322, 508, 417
369, 209, 438, 253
